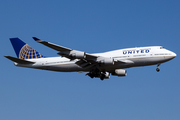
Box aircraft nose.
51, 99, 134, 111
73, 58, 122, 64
164, 51, 176, 61
172, 52, 177, 58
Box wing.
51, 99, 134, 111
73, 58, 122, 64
32, 37, 98, 60
33, 37, 72, 52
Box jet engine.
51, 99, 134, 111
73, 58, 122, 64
111, 69, 127, 76
69, 50, 86, 59
59, 50, 86, 59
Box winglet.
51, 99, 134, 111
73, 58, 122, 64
32, 37, 42, 42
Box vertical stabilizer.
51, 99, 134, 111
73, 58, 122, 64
10, 38, 44, 59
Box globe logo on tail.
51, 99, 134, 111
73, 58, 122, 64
19, 44, 43, 59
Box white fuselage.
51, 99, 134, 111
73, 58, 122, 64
15, 46, 176, 72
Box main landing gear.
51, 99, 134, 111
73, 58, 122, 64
156, 64, 160, 72
86, 69, 110, 80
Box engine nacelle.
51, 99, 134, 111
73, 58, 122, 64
69, 50, 86, 59
59, 50, 86, 59
111, 69, 127, 76
98, 58, 114, 65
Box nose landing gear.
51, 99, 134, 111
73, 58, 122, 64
156, 64, 160, 72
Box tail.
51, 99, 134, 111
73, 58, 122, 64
10, 38, 44, 59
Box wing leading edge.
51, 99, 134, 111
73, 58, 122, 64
32, 37, 98, 61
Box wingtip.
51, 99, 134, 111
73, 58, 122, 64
32, 37, 42, 42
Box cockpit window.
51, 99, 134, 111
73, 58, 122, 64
160, 47, 165, 49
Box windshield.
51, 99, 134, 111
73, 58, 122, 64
160, 47, 165, 49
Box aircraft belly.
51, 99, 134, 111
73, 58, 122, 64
16, 62, 86, 72
42, 63, 86, 72
126, 56, 168, 67
102, 56, 168, 70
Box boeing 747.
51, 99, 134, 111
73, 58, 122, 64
5, 37, 176, 80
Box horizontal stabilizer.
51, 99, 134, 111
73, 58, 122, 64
4, 56, 35, 64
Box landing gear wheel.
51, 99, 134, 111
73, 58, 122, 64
100, 73, 105, 80
156, 68, 160, 72
156, 64, 160, 72
86, 73, 94, 79
100, 75, 105, 80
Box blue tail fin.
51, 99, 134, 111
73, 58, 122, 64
10, 38, 44, 59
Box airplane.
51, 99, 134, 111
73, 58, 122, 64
5, 37, 176, 80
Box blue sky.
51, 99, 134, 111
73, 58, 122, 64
0, 0, 180, 120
